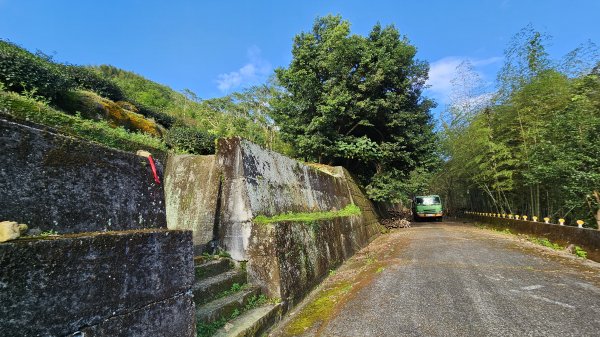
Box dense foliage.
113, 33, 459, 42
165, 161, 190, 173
94, 66, 290, 153
0, 89, 166, 152
165, 125, 216, 155
273, 15, 436, 202
0, 39, 71, 100
63, 65, 125, 101
437, 26, 600, 228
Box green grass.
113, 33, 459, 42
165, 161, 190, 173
574, 246, 588, 259
528, 237, 563, 250
0, 90, 166, 153
213, 283, 246, 300
474, 224, 512, 235
253, 204, 361, 225
39, 230, 59, 237
200, 249, 232, 262
197, 316, 228, 337
244, 294, 268, 310
196, 294, 270, 337
498, 228, 512, 235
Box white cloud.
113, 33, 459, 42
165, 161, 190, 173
472, 56, 503, 67
216, 46, 271, 92
427, 57, 464, 102
426, 56, 501, 104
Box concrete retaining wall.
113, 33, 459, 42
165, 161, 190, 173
215, 138, 383, 309
248, 215, 374, 309
217, 138, 354, 261
467, 214, 600, 262
163, 138, 383, 308
0, 229, 195, 337
164, 154, 220, 253
0, 118, 167, 234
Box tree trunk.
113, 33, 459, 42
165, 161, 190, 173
593, 190, 600, 230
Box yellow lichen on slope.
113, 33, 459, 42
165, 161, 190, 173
63, 90, 164, 137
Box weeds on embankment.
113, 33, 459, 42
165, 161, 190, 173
474, 223, 587, 259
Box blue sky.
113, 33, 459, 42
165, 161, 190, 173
1, 0, 599, 114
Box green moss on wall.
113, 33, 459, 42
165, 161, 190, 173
253, 204, 361, 225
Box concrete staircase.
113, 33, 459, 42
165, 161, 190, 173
194, 256, 282, 337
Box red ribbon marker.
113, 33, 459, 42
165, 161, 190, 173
147, 155, 161, 184
136, 150, 161, 185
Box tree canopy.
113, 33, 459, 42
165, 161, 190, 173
436, 25, 600, 228
273, 15, 436, 202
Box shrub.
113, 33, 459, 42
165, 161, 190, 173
54, 90, 106, 120
574, 246, 587, 259
165, 125, 215, 154
136, 103, 176, 128
62, 65, 124, 101
0, 40, 72, 100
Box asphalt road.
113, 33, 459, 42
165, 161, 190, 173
276, 220, 600, 337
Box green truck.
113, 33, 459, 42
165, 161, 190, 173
412, 195, 443, 222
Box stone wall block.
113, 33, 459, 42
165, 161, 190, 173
164, 154, 220, 252
0, 118, 167, 234
0, 229, 194, 337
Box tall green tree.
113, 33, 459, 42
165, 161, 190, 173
273, 15, 436, 202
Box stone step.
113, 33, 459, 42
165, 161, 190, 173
195, 258, 234, 280
194, 255, 210, 264
193, 269, 247, 305
213, 303, 282, 337
196, 287, 261, 325
194, 253, 231, 265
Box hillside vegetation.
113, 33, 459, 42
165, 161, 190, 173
435, 26, 600, 228
0, 39, 289, 155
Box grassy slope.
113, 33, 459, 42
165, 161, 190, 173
0, 90, 166, 152
92, 65, 291, 154
92, 65, 224, 131
0, 40, 286, 154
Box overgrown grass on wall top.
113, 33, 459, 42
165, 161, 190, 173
253, 204, 361, 225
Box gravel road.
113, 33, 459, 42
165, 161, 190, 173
274, 220, 600, 337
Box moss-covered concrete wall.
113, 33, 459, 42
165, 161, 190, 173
215, 138, 384, 309
248, 215, 373, 309
0, 229, 195, 336
217, 138, 354, 261
0, 117, 166, 234
161, 138, 383, 309
164, 154, 220, 253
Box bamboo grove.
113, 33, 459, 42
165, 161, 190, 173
435, 26, 600, 228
